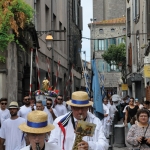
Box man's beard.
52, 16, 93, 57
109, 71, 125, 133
47, 106, 51, 109
11, 112, 17, 117
25, 101, 30, 106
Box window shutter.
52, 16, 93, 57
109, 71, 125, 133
94, 40, 98, 51
128, 43, 132, 72
133, 0, 136, 21
79, 6, 83, 30
127, 7, 131, 37
147, 0, 150, 40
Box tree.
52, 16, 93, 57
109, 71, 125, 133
102, 43, 126, 82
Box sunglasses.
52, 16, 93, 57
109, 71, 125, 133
58, 98, 63, 100
46, 103, 52, 105
24, 98, 30, 101
1, 103, 7, 105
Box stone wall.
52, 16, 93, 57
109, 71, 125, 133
93, 0, 126, 21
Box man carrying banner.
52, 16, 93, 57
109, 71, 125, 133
49, 91, 109, 150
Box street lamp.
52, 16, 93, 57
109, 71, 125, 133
45, 34, 53, 50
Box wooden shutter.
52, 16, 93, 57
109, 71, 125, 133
127, 8, 131, 37
128, 43, 132, 72
147, 0, 150, 39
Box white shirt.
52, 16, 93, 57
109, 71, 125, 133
43, 107, 53, 124
54, 104, 67, 117
49, 112, 109, 150
18, 105, 32, 120
1, 117, 26, 150
103, 104, 109, 115
20, 142, 61, 150
109, 104, 118, 118
123, 105, 129, 113
0, 109, 10, 125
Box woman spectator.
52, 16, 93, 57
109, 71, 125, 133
125, 97, 139, 129
127, 109, 150, 149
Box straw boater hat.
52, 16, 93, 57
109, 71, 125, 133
66, 91, 92, 107
19, 110, 55, 133
9, 101, 19, 109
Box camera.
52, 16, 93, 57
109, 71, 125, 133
141, 137, 150, 147
141, 137, 147, 144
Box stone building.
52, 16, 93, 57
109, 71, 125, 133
89, 0, 126, 96
126, 0, 149, 100
0, 0, 83, 105
93, 0, 126, 21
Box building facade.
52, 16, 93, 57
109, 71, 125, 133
90, 0, 126, 97
126, 0, 149, 101
0, 0, 83, 105
89, 18, 125, 96
93, 0, 126, 21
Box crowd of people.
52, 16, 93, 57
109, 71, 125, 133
1, 91, 150, 150
0, 91, 109, 150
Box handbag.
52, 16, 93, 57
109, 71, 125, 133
130, 116, 136, 125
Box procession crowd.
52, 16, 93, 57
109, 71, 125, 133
0, 91, 150, 150
0, 91, 109, 150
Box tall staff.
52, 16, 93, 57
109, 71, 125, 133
36, 49, 40, 90
29, 48, 33, 97
47, 57, 51, 86
55, 61, 60, 89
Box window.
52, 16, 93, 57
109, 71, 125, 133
45, 5, 49, 31
94, 39, 108, 51
72, 0, 79, 25
123, 28, 126, 32
98, 60, 105, 72
111, 28, 115, 32
133, 0, 140, 22
99, 40, 105, 50
127, 7, 131, 37
99, 29, 104, 34
110, 61, 117, 71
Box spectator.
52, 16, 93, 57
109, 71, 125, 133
135, 98, 143, 109
0, 98, 10, 149
102, 98, 110, 138
18, 95, 33, 120
109, 101, 118, 122
127, 109, 150, 149
0, 101, 26, 150
125, 97, 139, 129
54, 95, 67, 117
46, 98, 58, 121
36, 100, 44, 111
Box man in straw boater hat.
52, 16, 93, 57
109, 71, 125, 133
0, 101, 26, 150
19, 110, 61, 150
49, 91, 109, 150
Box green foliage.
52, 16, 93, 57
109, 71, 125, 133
102, 43, 126, 69
0, 0, 33, 63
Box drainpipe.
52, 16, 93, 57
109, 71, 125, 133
51, 0, 54, 89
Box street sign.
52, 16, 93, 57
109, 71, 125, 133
144, 65, 150, 77
121, 84, 128, 91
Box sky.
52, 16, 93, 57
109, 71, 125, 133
81, 0, 93, 62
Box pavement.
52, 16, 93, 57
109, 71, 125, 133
111, 120, 132, 150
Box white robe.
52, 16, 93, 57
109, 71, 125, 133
49, 112, 109, 150
20, 142, 61, 150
